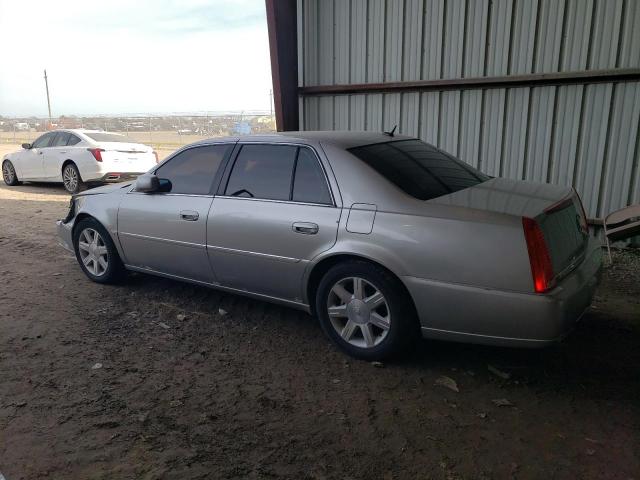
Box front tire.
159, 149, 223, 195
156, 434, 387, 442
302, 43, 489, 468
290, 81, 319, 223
73, 218, 125, 284
315, 260, 418, 361
62, 163, 85, 194
2, 160, 21, 186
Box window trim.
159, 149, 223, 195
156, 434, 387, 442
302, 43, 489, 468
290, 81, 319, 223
219, 142, 336, 207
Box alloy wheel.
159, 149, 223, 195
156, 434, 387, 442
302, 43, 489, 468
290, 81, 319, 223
2, 162, 15, 184
326, 276, 391, 348
78, 228, 109, 276
63, 165, 78, 192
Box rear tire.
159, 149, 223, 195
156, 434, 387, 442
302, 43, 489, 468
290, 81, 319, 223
73, 218, 125, 284
62, 163, 85, 194
315, 260, 419, 361
2, 160, 21, 186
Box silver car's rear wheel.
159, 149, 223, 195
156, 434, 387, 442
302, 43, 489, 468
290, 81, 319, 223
77, 228, 109, 277
327, 276, 391, 348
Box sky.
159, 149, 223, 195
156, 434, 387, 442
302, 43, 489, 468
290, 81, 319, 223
0, 0, 273, 116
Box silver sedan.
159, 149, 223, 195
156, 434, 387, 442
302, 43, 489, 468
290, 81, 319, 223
57, 131, 602, 360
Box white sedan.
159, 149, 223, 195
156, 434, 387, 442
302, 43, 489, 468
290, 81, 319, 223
2, 129, 158, 193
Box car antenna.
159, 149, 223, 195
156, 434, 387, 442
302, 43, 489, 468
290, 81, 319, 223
383, 125, 397, 137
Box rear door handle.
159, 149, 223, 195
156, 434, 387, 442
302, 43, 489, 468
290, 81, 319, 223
180, 210, 199, 221
292, 222, 319, 235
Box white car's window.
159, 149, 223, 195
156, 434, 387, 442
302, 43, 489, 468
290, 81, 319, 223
31, 132, 55, 149
225, 144, 297, 201
66, 134, 81, 146
52, 132, 71, 147
85, 132, 134, 143
155, 144, 230, 195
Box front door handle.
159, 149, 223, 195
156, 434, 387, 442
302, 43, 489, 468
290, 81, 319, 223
292, 222, 319, 235
180, 210, 199, 221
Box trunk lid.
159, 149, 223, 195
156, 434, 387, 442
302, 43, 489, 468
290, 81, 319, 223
430, 177, 589, 280
95, 142, 156, 172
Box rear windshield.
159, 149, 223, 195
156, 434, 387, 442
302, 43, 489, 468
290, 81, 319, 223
85, 132, 135, 143
348, 139, 489, 201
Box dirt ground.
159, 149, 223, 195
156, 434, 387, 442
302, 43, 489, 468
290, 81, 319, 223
0, 170, 639, 479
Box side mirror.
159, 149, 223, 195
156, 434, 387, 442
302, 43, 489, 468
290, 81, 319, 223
22, 143, 32, 149
135, 174, 160, 193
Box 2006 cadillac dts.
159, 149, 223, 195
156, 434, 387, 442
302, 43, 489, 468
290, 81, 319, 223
57, 131, 602, 360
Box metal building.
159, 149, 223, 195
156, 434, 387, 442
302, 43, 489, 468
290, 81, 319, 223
266, 0, 640, 220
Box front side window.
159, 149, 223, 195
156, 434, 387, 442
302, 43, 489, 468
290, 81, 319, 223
225, 144, 297, 201
32, 132, 55, 149
348, 139, 489, 201
155, 144, 231, 195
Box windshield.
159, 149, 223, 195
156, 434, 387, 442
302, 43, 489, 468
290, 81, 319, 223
348, 139, 489, 201
85, 132, 136, 143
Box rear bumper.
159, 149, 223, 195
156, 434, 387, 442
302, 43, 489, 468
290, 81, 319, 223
404, 239, 603, 348
56, 219, 74, 253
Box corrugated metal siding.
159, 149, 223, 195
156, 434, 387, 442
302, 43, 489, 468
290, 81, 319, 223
298, 0, 640, 218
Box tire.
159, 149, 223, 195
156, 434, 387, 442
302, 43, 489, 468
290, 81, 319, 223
2, 160, 21, 186
62, 162, 86, 194
73, 218, 125, 284
315, 260, 419, 361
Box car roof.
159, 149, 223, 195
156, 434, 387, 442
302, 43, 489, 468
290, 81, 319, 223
190, 131, 415, 150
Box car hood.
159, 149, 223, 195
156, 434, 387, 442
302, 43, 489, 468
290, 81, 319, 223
75, 182, 133, 197
428, 177, 573, 219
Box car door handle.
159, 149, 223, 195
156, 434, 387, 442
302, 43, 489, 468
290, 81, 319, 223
292, 222, 319, 235
180, 210, 199, 221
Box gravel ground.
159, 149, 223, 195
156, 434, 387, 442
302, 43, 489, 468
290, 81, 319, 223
0, 180, 638, 480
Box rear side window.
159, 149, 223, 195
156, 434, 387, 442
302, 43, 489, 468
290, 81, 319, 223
85, 132, 134, 143
292, 148, 332, 204
66, 134, 81, 146
52, 132, 71, 146
225, 144, 297, 201
348, 139, 489, 201
155, 144, 230, 195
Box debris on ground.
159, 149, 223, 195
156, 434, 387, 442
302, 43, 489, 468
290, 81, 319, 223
492, 398, 514, 407
157, 322, 170, 329
488, 364, 511, 380
218, 308, 228, 316
371, 361, 384, 368
176, 313, 187, 321
91, 363, 103, 370
435, 376, 459, 392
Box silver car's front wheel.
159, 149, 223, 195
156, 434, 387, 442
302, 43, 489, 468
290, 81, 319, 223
77, 228, 109, 277
73, 218, 125, 284
327, 277, 391, 348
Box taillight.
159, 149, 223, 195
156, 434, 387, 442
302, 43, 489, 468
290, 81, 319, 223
153, 151, 159, 163
522, 217, 555, 293
87, 148, 105, 162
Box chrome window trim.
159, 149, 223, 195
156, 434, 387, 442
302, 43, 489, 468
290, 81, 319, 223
224, 141, 337, 207
151, 141, 237, 172
126, 191, 214, 198
214, 195, 336, 208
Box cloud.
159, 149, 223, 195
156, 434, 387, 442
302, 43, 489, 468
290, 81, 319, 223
0, 0, 272, 116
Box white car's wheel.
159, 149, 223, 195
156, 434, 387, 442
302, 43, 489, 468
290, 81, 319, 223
2, 160, 21, 186
62, 163, 85, 194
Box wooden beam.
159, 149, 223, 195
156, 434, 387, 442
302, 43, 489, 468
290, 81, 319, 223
299, 68, 640, 96
265, 0, 299, 131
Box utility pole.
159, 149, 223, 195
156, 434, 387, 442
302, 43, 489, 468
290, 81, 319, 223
44, 69, 52, 129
